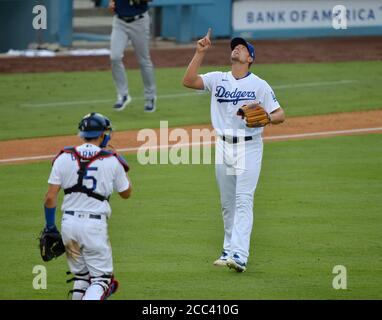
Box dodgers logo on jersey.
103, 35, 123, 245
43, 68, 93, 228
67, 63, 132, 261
215, 86, 257, 105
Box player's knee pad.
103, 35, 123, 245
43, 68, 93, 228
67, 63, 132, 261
66, 271, 90, 300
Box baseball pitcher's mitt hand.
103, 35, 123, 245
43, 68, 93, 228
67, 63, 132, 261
237, 103, 271, 128
38, 227, 65, 262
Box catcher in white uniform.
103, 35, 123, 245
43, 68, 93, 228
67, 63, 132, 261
183, 29, 285, 272
42, 112, 131, 299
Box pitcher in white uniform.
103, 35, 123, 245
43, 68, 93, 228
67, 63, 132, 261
43, 112, 132, 299
183, 29, 285, 272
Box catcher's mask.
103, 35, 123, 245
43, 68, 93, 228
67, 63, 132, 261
78, 112, 112, 148
230, 37, 255, 65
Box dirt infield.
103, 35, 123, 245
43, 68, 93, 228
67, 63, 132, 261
1, 109, 381, 165
1, 36, 382, 73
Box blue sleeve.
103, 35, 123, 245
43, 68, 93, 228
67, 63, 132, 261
44, 206, 56, 229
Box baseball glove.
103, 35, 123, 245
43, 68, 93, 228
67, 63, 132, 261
38, 227, 65, 262
237, 103, 271, 128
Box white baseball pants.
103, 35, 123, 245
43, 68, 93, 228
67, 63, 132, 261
61, 212, 113, 300
215, 135, 263, 264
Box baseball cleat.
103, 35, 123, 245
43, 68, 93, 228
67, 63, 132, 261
144, 97, 156, 113
113, 94, 132, 111
227, 254, 247, 273
103, 278, 119, 300
213, 250, 229, 266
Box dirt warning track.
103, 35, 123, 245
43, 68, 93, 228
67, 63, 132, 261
1, 36, 382, 74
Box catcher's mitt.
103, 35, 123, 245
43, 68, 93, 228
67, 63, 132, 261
38, 227, 65, 262
237, 103, 271, 128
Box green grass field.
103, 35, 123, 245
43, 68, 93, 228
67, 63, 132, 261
1, 60, 382, 140
0, 58, 381, 300
0, 134, 381, 299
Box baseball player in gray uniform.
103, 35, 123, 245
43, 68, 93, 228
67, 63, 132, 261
43, 112, 132, 299
109, 0, 157, 112
183, 29, 285, 272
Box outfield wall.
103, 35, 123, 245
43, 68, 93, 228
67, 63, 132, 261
232, 0, 382, 39
2, 0, 382, 53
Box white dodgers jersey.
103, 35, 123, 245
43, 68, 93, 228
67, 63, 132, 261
201, 71, 280, 137
48, 143, 130, 217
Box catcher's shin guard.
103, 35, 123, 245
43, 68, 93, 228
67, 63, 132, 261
66, 271, 90, 300
82, 274, 115, 300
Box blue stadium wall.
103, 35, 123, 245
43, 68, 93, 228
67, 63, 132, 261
161, 0, 382, 40
0, 0, 72, 53
1, 0, 382, 53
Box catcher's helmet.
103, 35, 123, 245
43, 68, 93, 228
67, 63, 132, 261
78, 112, 112, 139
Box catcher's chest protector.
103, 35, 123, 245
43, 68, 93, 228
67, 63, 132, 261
53, 147, 129, 202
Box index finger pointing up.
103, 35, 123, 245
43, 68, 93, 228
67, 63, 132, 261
206, 28, 212, 39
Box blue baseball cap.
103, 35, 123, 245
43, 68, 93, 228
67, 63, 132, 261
230, 37, 255, 63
